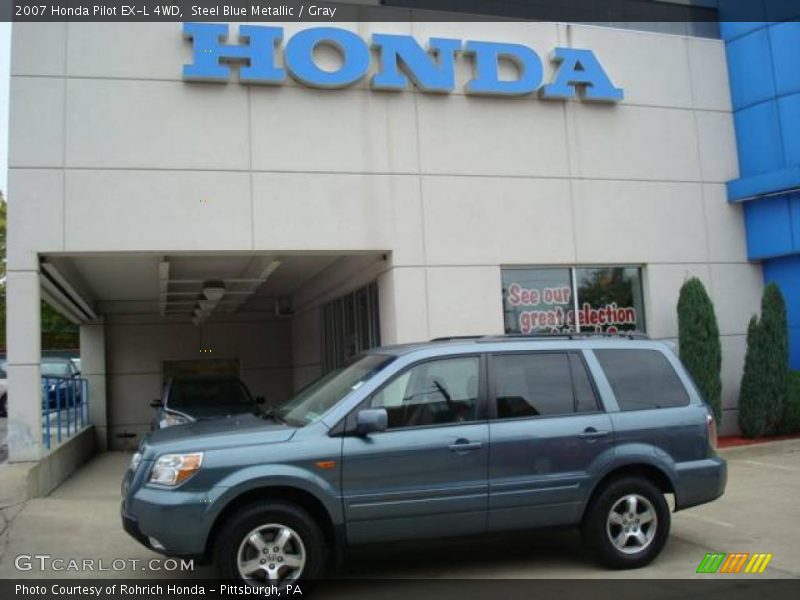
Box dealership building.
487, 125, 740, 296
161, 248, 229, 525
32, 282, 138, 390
4, 1, 800, 473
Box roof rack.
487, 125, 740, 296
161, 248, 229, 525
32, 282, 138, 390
430, 332, 650, 343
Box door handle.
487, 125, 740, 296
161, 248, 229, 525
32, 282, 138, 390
448, 439, 483, 452
580, 428, 610, 440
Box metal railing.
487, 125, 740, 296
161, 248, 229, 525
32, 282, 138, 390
42, 376, 89, 450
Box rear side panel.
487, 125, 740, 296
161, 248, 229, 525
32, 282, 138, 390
586, 346, 726, 510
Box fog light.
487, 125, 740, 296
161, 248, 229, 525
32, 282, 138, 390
148, 537, 165, 551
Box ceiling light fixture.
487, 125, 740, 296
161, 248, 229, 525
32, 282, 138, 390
202, 280, 226, 302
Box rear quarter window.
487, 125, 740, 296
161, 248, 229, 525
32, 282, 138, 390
594, 349, 690, 411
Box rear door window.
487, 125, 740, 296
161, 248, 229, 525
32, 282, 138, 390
492, 352, 599, 419
594, 349, 690, 411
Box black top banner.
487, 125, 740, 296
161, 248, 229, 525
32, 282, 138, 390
0, 0, 787, 23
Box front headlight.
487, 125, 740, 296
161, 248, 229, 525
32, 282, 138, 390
129, 452, 142, 472
159, 412, 192, 429
148, 452, 204, 486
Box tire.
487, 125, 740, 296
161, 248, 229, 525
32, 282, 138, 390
0, 394, 6, 418
214, 501, 327, 587
582, 476, 670, 569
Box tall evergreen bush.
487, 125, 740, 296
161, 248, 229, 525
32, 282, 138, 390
677, 278, 722, 421
738, 284, 789, 437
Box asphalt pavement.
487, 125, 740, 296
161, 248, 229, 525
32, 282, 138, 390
0, 440, 798, 581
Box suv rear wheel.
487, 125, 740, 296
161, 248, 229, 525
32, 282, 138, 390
214, 502, 327, 585
582, 477, 670, 569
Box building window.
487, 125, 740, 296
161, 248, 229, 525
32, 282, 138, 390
502, 266, 646, 335
322, 282, 381, 371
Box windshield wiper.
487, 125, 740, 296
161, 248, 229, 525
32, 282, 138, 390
261, 406, 288, 425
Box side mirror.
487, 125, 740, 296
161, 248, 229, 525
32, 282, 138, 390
150, 399, 163, 408
356, 408, 388, 436
255, 396, 266, 405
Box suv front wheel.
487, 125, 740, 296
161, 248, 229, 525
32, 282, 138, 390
214, 502, 327, 585
582, 477, 670, 569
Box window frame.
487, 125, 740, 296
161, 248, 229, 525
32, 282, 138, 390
487, 350, 604, 422
501, 265, 647, 335
340, 353, 489, 435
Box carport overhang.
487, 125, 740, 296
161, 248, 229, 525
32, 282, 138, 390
7, 250, 388, 465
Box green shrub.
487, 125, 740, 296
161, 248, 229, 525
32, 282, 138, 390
738, 283, 789, 437
677, 278, 722, 421
781, 372, 800, 435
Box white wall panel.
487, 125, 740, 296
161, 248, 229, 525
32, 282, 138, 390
417, 94, 569, 177
65, 79, 250, 170
425, 266, 504, 339
422, 176, 574, 265
8, 77, 64, 168
250, 87, 419, 174
573, 180, 707, 264
64, 170, 252, 251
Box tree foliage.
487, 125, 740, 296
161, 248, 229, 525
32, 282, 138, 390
738, 283, 789, 437
783, 372, 800, 435
677, 277, 722, 421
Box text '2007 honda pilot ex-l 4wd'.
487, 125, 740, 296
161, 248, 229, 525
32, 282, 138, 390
122, 335, 726, 584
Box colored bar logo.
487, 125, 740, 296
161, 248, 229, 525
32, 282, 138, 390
697, 553, 773, 574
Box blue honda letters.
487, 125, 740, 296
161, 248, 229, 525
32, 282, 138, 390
183, 23, 624, 102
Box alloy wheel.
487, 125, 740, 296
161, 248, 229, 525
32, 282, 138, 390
605, 493, 658, 555
236, 523, 307, 583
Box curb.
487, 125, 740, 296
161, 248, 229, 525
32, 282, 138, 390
718, 437, 800, 458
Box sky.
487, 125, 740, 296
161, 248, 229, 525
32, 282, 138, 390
0, 11, 6, 276
0, 22, 9, 195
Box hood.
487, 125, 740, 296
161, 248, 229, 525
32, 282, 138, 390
144, 412, 295, 455
174, 404, 258, 420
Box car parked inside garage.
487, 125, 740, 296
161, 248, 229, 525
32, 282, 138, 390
150, 375, 265, 429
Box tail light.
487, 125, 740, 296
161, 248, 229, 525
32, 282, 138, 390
706, 411, 718, 452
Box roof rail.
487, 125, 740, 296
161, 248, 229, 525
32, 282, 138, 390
430, 332, 650, 343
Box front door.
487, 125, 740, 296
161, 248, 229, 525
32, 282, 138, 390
487, 351, 613, 531
342, 355, 489, 543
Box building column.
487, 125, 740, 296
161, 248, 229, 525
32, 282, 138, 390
80, 319, 107, 450
377, 267, 430, 344
6, 270, 43, 462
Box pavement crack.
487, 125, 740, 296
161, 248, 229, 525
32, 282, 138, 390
0, 500, 28, 566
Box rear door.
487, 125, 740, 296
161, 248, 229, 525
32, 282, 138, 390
487, 351, 613, 531
341, 355, 490, 543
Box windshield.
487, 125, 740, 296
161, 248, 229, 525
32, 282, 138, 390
41, 360, 72, 377
168, 379, 254, 410
277, 354, 394, 426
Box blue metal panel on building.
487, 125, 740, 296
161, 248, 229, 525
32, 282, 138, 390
733, 101, 784, 177
743, 196, 795, 259
720, 0, 800, 369
778, 94, 800, 166
770, 21, 800, 96
725, 27, 775, 110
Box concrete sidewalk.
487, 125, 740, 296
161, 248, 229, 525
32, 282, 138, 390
0, 441, 798, 580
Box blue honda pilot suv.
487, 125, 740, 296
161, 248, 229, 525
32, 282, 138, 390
122, 335, 726, 583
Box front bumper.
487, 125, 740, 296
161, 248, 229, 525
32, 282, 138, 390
674, 455, 727, 510
121, 507, 153, 550
121, 476, 219, 558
